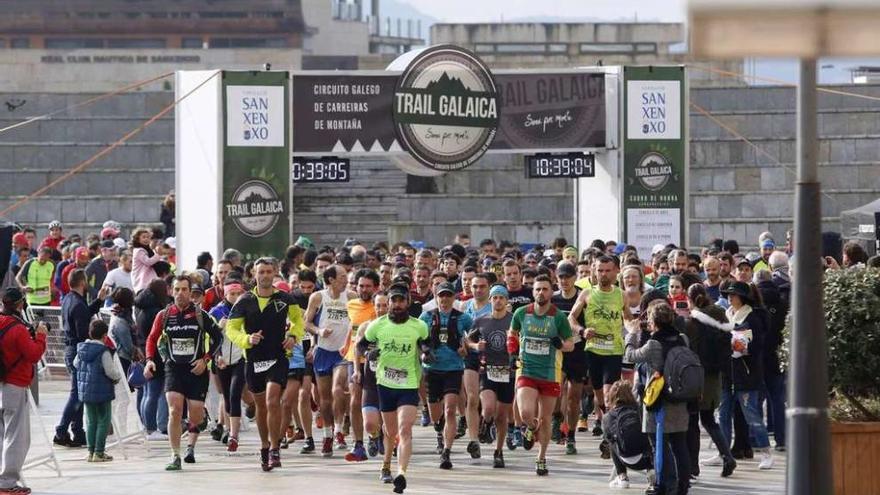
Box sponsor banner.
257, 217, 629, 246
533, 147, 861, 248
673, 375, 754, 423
291, 71, 607, 158
222, 71, 290, 261
493, 72, 606, 151
623, 66, 686, 260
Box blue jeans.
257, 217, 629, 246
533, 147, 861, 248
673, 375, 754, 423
56, 346, 84, 438
719, 389, 770, 449
763, 372, 786, 447
140, 376, 168, 433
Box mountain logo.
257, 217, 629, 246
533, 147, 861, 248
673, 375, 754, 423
225, 179, 284, 237
393, 44, 499, 172
635, 151, 674, 191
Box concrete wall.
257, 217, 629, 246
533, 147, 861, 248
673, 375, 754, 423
0, 49, 302, 92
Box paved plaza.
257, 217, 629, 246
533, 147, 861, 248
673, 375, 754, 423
22, 380, 785, 495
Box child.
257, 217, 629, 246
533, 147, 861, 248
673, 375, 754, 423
602, 379, 655, 489
75, 319, 123, 462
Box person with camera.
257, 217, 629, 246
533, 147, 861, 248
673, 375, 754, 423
0, 288, 49, 495
54, 269, 110, 448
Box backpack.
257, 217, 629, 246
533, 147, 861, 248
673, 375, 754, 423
609, 406, 649, 458
0, 319, 22, 381
661, 336, 704, 402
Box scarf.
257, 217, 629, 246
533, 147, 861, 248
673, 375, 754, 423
726, 304, 752, 326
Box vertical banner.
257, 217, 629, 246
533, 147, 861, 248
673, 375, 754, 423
623, 66, 687, 260
222, 71, 290, 261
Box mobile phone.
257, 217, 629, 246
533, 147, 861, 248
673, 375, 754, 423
674, 301, 688, 310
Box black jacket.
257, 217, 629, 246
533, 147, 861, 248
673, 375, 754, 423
61, 290, 103, 346
757, 280, 788, 377
731, 306, 769, 391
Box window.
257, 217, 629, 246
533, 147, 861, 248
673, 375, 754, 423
45, 38, 104, 49
107, 38, 166, 49
495, 44, 546, 53
182, 37, 204, 49
11, 38, 30, 49
548, 43, 568, 53
474, 44, 495, 53
579, 43, 637, 54
636, 43, 657, 54
209, 37, 288, 48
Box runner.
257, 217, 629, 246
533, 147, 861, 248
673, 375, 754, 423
550, 261, 583, 455
351, 292, 390, 461
144, 275, 223, 471
568, 255, 632, 438
419, 281, 473, 469
208, 279, 247, 453
226, 257, 305, 471
460, 273, 492, 449
466, 284, 514, 468
509, 275, 574, 476
360, 283, 429, 493
303, 264, 356, 456
343, 268, 380, 462
503, 259, 534, 311
290, 269, 319, 454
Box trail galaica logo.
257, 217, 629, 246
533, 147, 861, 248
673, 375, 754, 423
393, 44, 499, 172
225, 179, 284, 238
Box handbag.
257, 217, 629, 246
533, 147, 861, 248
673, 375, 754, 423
127, 361, 146, 388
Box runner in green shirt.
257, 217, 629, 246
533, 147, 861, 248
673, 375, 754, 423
509, 275, 574, 476
362, 283, 429, 494
568, 254, 633, 437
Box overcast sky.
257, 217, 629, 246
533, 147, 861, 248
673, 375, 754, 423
398, 0, 686, 23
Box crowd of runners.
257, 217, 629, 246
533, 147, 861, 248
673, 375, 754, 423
6, 220, 877, 495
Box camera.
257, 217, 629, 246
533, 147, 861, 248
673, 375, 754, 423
38, 320, 51, 332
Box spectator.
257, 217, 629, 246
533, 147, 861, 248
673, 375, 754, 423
8, 232, 29, 271
85, 240, 118, 300
602, 379, 654, 489
38, 220, 66, 253
718, 281, 774, 470
755, 270, 788, 452
15, 246, 55, 307
163, 238, 177, 268
623, 301, 690, 495
134, 278, 170, 439
54, 269, 109, 448
0, 288, 48, 494
160, 191, 175, 238
842, 241, 868, 268
103, 250, 134, 293
60, 247, 91, 296
768, 251, 791, 306
130, 228, 162, 294
195, 251, 214, 290
74, 319, 122, 462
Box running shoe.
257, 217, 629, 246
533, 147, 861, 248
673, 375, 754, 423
165, 455, 182, 471
335, 431, 348, 450
522, 427, 536, 451
368, 436, 380, 457
321, 437, 333, 457
270, 449, 281, 468
576, 417, 589, 433
466, 440, 481, 459
566, 439, 577, 455
300, 437, 316, 454
227, 437, 239, 453
183, 446, 196, 464
493, 450, 505, 468
535, 458, 549, 476
392, 474, 407, 494
260, 448, 271, 472
439, 449, 453, 470
380, 466, 393, 483
455, 416, 467, 439
344, 443, 368, 462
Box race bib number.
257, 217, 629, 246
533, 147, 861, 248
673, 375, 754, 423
383, 367, 408, 386
486, 365, 509, 383
523, 337, 550, 356
253, 359, 277, 374
34, 287, 50, 296
439, 331, 448, 344
589, 334, 615, 351
171, 338, 196, 356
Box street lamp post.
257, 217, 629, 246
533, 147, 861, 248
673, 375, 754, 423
688, 2, 880, 493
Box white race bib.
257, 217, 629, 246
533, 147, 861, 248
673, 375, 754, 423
253, 359, 277, 374
486, 365, 510, 383
171, 338, 196, 356
34, 287, 50, 296
439, 332, 448, 344
383, 367, 408, 386
523, 337, 550, 356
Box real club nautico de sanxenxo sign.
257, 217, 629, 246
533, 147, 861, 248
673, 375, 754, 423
392, 45, 500, 172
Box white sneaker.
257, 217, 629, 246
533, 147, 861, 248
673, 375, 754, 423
609, 474, 630, 489
701, 454, 723, 466
146, 431, 168, 441
758, 451, 775, 470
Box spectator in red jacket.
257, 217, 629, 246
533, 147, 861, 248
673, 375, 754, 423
0, 288, 48, 494
38, 220, 66, 253
61, 247, 91, 296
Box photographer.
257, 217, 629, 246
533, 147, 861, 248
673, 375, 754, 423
0, 288, 48, 494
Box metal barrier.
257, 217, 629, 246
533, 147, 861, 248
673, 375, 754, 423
24, 305, 67, 378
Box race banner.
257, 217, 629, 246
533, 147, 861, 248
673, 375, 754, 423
291, 70, 607, 156
622, 66, 687, 260
222, 71, 290, 261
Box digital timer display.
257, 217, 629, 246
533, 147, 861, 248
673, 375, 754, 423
292, 157, 350, 183
525, 153, 595, 179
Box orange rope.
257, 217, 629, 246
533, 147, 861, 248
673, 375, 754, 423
0, 71, 174, 135
688, 64, 880, 103
689, 100, 835, 202
0, 71, 220, 219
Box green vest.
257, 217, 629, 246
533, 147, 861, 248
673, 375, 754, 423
584, 286, 624, 356
24, 259, 54, 305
